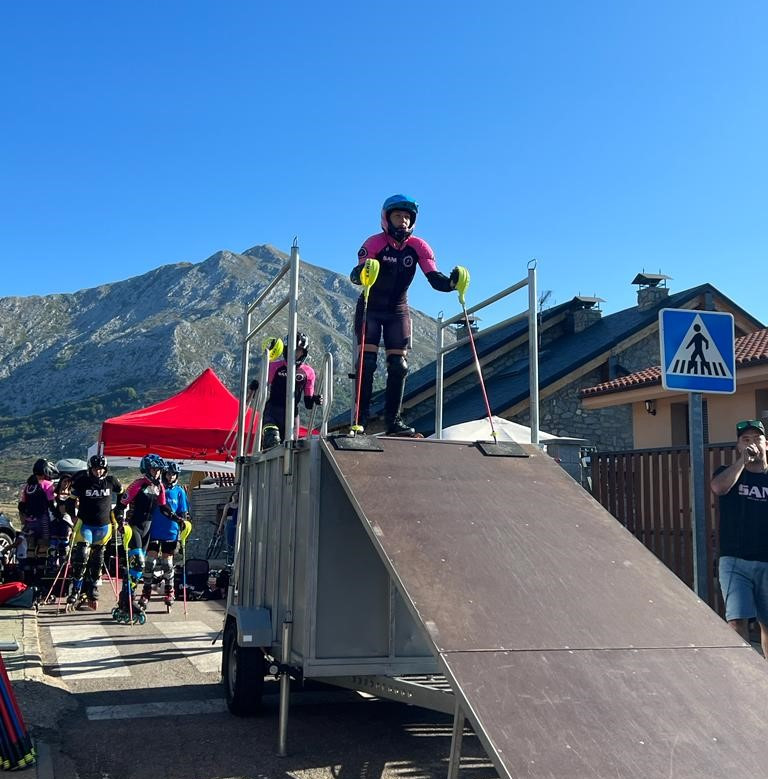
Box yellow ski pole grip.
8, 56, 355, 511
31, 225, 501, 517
261, 337, 284, 362
453, 265, 470, 306
360, 258, 380, 289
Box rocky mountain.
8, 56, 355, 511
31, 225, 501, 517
0, 244, 441, 500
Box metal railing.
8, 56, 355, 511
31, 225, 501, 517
434, 263, 539, 443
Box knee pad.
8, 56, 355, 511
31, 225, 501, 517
386, 354, 409, 379
143, 555, 158, 577
128, 550, 145, 574
362, 351, 378, 375
159, 557, 174, 580
72, 541, 89, 567
263, 425, 281, 450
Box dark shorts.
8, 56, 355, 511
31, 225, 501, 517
263, 405, 299, 440
128, 520, 152, 551
147, 539, 179, 555
354, 301, 411, 352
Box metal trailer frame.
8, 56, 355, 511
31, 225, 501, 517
224, 246, 541, 773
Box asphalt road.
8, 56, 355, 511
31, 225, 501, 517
29, 597, 496, 779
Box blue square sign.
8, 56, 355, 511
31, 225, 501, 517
659, 309, 736, 393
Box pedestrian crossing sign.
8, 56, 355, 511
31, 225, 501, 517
659, 309, 736, 393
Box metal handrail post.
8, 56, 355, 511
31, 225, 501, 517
435, 314, 445, 438
321, 352, 334, 436
528, 263, 539, 445
235, 307, 252, 464
283, 240, 300, 474
284, 240, 300, 444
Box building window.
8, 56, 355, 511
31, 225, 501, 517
670, 400, 709, 446
755, 389, 768, 423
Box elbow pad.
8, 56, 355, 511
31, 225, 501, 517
425, 270, 453, 293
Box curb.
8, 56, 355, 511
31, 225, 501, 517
1, 609, 43, 683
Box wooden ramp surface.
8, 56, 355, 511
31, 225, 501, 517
324, 437, 768, 778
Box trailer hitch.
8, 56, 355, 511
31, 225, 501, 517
267, 660, 302, 681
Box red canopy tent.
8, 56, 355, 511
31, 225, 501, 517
98, 368, 246, 465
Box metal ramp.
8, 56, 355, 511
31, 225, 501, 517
324, 435, 768, 778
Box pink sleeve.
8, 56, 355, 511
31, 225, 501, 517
121, 479, 143, 505
268, 360, 284, 383
356, 233, 389, 266
157, 484, 166, 506
411, 237, 438, 274
302, 365, 316, 396
43, 481, 55, 500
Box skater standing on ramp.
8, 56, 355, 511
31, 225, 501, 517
138, 461, 190, 610
711, 419, 768, 657
256, 332, 323, 450
352, 194, 468, 435
68, 455, 125, 610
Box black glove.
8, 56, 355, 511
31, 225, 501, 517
350, 265, 363, 285
174, 513, 186, 526
248, 379, 260, 394
312, 393, 323, 407
449, 267, 460, 288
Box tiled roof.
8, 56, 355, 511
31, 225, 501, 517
580, 328, 768, 398
580, 368, 662, 397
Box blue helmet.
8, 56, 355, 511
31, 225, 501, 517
139, 453, 166, 476
381, 194, 418, 242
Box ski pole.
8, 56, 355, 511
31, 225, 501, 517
180, 520, 192, 620
122, 525, 134, 625
352, 259, 380, 433
0, 654, 34, 766
0, 667, 26, 769
56, 519, 80, 613
454, 267, 497, 441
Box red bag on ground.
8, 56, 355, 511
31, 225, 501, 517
0, 582, 28, 605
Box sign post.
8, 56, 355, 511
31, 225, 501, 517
659, 309, 736, 602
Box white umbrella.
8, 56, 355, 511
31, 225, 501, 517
429, 416, 557, 443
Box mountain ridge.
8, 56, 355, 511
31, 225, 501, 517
0, 243, 442, 500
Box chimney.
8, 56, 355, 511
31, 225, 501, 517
632, 272, 671, 311
568, 296, 604, 333
456, 314, 480, 340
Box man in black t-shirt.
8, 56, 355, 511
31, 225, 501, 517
711, 419, 768, 658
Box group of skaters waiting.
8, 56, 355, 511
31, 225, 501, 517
16, 452, 191, 616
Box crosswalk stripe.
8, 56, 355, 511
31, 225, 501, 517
49, 624, 131, 679
155, 621, 222, 673
87, 699, 228, 720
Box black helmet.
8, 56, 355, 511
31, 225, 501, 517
32, 458, 58, 479
139, 454, 166, 476
89, 454, 108, 471
164, 461, 181, 477
295, 332, 309, 364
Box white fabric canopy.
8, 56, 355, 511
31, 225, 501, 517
429, 415, 557, 443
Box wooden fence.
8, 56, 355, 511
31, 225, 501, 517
591, 444, 737, 613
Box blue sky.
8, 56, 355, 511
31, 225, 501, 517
2, 2, 766, 324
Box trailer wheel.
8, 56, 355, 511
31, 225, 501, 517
223, 620, 265, 716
